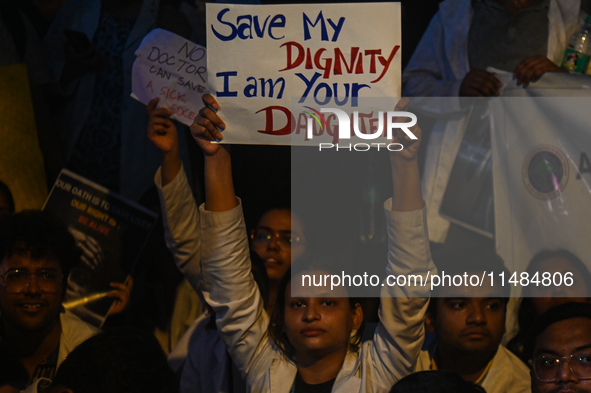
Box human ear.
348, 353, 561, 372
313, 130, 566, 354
425, 312, 436, 333
352, 303, 363, 330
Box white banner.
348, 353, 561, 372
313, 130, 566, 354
491, 85, 591, 275
206, 3, 401, 145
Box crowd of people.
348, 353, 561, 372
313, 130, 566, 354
1, 0, 591, 392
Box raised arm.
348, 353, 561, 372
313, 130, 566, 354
148, 93, 237, 290
363, 100, 436, 390
148, 97, 202, 288
190, 94, 236, 212
389, 110, 423, 212
191, 95, 276, 382
148, 98, 182, 186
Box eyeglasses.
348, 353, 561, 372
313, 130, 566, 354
0, 269, 63, 294
250, 228, 304, 249
531, 353, 591, 381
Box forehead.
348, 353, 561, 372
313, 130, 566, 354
436, 280, 505, 299
535, 317, 591, 355
1, 252, 62, 272
436, 296, 505, 312
288, 273, 350, 299
258, 209, 303, 235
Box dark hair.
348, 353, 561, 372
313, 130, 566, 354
390, 370, 487, 393
269, 257, 364, 359
508, 249, 591, 363
0, 180, 15, 215
252, 206, 305, 239
521, 249, 590, 298
50, 328, 178, 393
523, 302, 591, 362
250, 250, 269, 307
0, 210, 79, 289
428, 246, 510, 319
250, 205, 291, 232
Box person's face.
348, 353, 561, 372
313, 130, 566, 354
0, 253, 64, 333
428, 284, 506, 358
530, 257, 590, 316
531, 317, 591, 393
283, 276, 362, 360
251, 209, 305, 282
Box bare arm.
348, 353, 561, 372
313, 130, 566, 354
389, 99, 424, 212
193, 95, 276, 383
147, 97, 182, 186
190, 94, 237, 212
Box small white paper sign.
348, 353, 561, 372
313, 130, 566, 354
206, 3, 401, 145
131, 28, 208, 126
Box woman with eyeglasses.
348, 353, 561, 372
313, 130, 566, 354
158, 94, 434, 392
250, 207, 306, 311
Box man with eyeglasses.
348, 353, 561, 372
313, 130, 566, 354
527, 302, 591, 393
0, 211, 98, 390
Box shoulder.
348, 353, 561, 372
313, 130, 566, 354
331, 350, 362, 392
61, 309, 100, 337
493, 345, 530, 374
58, 310, 100, 364
413, 349, 433, 372
483, 346, 531, 393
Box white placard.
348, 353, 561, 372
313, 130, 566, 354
206, 3, 401, 145
132, 28, 208, 126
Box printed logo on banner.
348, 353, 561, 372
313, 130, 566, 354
303, 106, 327, 132
301, 106, 417, 151
523, 146, 569, 199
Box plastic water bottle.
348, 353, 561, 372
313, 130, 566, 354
561, 16, 591, 73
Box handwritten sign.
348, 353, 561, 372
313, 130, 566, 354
206, 3, 401, 145
132, 28, 208, 126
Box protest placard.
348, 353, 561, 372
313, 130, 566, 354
44, 169, 157, 327
206, 3, 402, 145
132, 28, 208, 126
